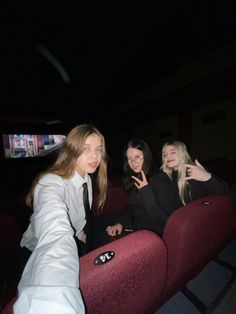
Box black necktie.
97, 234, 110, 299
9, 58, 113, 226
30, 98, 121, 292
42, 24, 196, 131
82, 182, 92, 252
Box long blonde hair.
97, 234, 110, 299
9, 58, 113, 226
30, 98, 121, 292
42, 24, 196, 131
26, 124, 107, 208
160, 141, 192, 205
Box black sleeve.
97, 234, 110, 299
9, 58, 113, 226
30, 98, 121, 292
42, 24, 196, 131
200, 175, 229, 196
136, 178, 171, 226
115, 210, 134, 229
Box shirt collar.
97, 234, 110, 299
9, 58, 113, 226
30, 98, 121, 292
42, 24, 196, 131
71, 171, 89, 187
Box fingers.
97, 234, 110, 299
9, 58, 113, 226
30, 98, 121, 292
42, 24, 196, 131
183, 160, 205, 172
131, 171, 148, 189
106, 224, 122, 236
131, 176, 142, 189
183, 159, 211, 182
195, 158, 203, 168
132, 171, 147, 183
134, 182, 140, 189
132, 176, 140, 183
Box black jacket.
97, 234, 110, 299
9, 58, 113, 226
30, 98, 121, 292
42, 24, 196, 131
119, 170, 229, 236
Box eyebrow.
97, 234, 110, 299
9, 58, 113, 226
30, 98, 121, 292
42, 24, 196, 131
127, 154, 143, 158
84, 143, 102, 147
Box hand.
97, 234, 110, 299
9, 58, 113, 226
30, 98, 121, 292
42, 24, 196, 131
106, 223, 123, 236
131, 170, 148, 189
184, 159, 211, 181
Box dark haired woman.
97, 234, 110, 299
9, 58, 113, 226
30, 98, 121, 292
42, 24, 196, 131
92, 138, 166, 248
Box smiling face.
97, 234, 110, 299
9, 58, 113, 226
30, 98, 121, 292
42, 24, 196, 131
162, 145, 181, 170
75, 133, 103, 177
127, 147, 144, 173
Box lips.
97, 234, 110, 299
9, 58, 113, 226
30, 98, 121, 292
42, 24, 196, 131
89, 162, 97, 169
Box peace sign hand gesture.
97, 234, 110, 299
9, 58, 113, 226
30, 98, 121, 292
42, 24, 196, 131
131, 170, 148, 189
184, 159, 211, 182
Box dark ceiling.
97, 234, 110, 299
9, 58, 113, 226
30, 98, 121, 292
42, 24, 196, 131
1, 0, 236, 132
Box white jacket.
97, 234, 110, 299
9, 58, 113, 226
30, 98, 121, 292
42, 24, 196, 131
14, 171, 92, 314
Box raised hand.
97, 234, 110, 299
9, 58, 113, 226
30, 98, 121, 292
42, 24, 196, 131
184, 159, 211, 181
131, 170, 148, 189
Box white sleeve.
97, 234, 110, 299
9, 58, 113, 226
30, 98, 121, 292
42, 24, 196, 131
14, 178, 85, 314
13, 286, 85, 314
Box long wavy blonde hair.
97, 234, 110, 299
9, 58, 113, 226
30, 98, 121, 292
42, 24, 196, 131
26, 124, 108, 208
160, 141, 192, 205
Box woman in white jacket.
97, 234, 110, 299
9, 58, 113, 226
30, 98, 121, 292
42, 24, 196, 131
14, 124, 108, 314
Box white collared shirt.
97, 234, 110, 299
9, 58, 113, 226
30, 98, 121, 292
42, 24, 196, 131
14, 171, 91, 314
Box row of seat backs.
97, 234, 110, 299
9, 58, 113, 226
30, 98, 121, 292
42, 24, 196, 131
2, 195, 236, 314
82, 195, 236, 313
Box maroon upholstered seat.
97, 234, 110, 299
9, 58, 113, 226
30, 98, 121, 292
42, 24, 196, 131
155, 195, 236, 308
92, 185, 128, 217
80, 230, 167, 314
1, 295, 17, 314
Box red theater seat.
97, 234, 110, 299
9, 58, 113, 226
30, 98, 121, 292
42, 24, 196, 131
92, 184, 128, 217
80, 230, 167, 314
154, 195, 236, 310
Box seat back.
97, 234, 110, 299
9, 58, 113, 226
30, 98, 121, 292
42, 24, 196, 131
92, 185, 128, 217
161, 195, 236, 302
80, 230, 167, 314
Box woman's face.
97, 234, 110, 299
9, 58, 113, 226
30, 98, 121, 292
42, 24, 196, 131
75, 133, 103, 177
127, 147, 144, 173
163, 145, 181, 170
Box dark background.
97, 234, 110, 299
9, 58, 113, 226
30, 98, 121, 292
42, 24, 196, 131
0, 0, 236, 235
1, 0, 236, 132
0, 0, 236, 187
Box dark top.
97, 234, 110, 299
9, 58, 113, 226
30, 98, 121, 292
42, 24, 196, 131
118, 170, 229, 236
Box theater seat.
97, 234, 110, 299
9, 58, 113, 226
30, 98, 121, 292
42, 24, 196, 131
155, 195, 236, 310
80, 230, 167, 314
92, 185, 128, 217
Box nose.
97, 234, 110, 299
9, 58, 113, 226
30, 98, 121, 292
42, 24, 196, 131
90, 149, 98, 159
